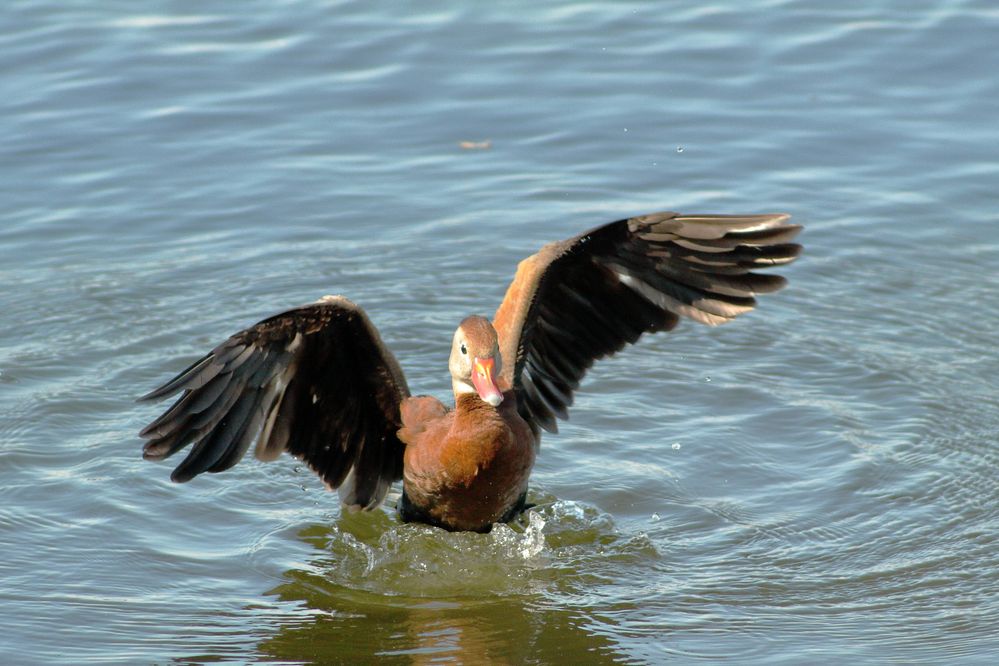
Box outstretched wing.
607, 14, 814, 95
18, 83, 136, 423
138, 295, 409, 510
492, 211, 802, 434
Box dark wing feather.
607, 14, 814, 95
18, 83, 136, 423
492, 211, 801, 434
138, 295, 409, 510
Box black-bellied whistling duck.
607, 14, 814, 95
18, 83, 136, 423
139, 211, 801, 532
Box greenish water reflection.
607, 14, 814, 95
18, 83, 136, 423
256, 512, 633, 664
260, 578, 625, 664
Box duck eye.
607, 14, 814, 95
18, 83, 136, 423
460, 343, 467, 355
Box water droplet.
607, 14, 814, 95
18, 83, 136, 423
676, 145, 684, 153
672, 442, 681, 451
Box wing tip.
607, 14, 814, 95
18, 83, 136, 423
169, 468, 194, 483
141, 436, 180, 461
141, 444, 168, 462
137, 385, 174, 403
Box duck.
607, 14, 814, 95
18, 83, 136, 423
138, 211, 801, 532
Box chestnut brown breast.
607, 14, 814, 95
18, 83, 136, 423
400, 392, 536, 532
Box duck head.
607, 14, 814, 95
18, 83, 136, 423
449, 315, 503, 406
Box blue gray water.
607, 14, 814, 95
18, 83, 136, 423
3, 1, 998, 663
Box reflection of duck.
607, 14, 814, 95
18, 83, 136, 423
139, 211, 801, 532
259, 548, 628, 663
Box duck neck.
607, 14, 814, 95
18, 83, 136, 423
453, 391, 501, 418
451, 377, 477, 400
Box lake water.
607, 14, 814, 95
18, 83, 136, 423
3, 1, 998, 663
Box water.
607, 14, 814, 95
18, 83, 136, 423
3, 1, 998, 663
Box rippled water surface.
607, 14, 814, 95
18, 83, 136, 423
3, 1, 999, 663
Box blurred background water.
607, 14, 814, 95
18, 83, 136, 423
2, 0, 998, 663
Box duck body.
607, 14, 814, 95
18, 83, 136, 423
138, 211, 802, 533
398, 391, 536, 531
